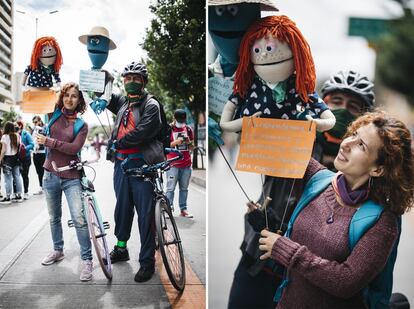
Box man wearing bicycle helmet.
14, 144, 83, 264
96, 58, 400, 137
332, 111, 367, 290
314, 70, 375, 170
90, 61, 164, 283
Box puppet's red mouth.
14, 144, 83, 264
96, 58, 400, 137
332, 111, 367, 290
40, 54, 56, 58
257, 56, 293, 66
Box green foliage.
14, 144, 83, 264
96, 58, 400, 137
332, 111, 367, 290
377, 9, 414, 105
142, 0, 205, 123
2, 107, 20, 126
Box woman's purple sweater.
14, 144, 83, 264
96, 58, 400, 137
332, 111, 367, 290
271, 159, 398, 309
43, 114, 88, 179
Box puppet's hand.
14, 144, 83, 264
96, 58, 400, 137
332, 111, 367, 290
90, 98, 107, 114
208, 117, 224, 145
307, 110, 336, 132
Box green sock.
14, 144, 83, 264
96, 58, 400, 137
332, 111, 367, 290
117, 240, 127, 248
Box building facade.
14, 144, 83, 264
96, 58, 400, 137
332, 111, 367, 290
0, 0, 13, 115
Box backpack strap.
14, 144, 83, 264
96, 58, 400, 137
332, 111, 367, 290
349, 201, 401, 309
44, 109, 62, 137
285, 169, 335, 238
274, 168, 335, 302
349, 201, 383, 249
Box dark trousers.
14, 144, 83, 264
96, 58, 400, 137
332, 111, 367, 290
21, 156, 31, 194
113, 159, 156, 268
228, 255, 280, 309
33, 153, 46, 187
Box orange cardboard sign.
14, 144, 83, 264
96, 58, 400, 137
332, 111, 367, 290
21, 89, 58, 114
236, 117, 316, 178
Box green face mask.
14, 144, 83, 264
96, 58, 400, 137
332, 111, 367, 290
124, 82, 144, 96
316, 108, 356, 156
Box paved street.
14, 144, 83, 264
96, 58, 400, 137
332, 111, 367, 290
0, 151, 206, 309
208, 148, 414, 308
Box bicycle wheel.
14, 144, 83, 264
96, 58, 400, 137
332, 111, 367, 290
155, 198, 186, 291
86, 197, 112, 280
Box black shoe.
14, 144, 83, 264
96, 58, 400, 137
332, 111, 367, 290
134, 266, 155, 282
108, 245, 129, 264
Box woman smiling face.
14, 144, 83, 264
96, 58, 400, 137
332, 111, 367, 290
62, 87, 80, 112
334, 123, 384, 190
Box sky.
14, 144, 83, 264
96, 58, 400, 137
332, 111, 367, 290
13, 0, 156, 126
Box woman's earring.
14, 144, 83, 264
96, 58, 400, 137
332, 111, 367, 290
368, 176, 373, 189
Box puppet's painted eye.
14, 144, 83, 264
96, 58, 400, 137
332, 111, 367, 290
215, 6, 225, 16
265, 43, 276, 53
90, 37, 100, 45
252, 45, 261, 54
227, 5, 238, 16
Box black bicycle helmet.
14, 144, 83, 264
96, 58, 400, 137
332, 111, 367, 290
121, 61, 148, 82
174, 109, 187, 122
321, 70, 375, 110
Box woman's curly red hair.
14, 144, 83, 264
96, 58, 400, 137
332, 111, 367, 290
345, 111, 414, 215
234, 15, 316, 102
30, 36, 63, 72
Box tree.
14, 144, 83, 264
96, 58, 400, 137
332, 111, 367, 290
2, 107, 20, 125
377, 6, 414, 106
143, 0, 205, 168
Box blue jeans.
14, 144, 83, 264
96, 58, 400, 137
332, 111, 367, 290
113, 159, 156, 268
3, 164, 23, 196
166, 166, 192, 211
43, 171, 92, 260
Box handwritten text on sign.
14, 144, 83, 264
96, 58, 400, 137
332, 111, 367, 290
79, 70, 105, 93
236, 118, 316, 178
208, 76, 234, 116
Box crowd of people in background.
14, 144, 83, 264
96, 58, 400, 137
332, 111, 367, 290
0, 115, 47, 204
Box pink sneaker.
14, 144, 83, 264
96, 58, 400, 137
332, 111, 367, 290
80, 260, 93, 281
41, 250, 64, 265
180, 210, 194, 218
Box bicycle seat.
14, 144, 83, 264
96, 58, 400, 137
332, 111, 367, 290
81, 177, 95, 192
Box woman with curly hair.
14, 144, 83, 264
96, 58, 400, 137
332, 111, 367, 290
36, 82, 93, 281
258, 111, 414, 308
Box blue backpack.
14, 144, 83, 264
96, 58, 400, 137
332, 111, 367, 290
44, 109, 85, 157
274, 169, 401, 309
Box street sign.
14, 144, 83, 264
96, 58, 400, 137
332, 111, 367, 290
348, 17, 389, 41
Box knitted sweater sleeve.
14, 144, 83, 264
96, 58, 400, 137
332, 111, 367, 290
45, 123, 88, 155
270, 211, 398, 298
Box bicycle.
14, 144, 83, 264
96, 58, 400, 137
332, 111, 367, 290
51, 155, 113, 280
121, 148, 186, 291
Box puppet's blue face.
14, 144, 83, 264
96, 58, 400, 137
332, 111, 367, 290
208, 3, 260, 64
87, 35, 110, 69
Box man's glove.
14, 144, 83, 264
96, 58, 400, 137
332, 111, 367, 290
90, 98, 107, 115
208, 117, 224, 145
106, 139, 117, 162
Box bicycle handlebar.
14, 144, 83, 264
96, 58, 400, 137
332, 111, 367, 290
51, 153, 101, 172
122, 147, 183, 176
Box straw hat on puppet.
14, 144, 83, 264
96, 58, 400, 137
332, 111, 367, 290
208, 0, 278, 11
79, 26, 117, 50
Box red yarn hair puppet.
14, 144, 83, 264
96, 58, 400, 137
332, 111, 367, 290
234, 15, 315, 102
220, 15, 335, 133
23, 36, 63, 89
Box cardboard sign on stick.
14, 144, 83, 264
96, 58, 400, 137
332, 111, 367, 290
21, 89, 58, 114
236, 117, 316, 178
208, 76, 234, 116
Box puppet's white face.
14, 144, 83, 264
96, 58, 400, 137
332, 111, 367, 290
251, 36, 294, 84
39, 44, 57, 66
